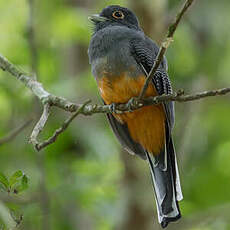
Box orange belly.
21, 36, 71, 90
98, 74, 165, 155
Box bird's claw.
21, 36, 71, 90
109, 98, 140, 114
126, 97, 139, 112
109, 103, 123, 114
109, 103, 117, 113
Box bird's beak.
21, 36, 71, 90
88, 14, 108, 23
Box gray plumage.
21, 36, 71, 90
88, 5, 183, 228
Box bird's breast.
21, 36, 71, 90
91, 48, 142, 81
98, 74, 155, 104
97, 74, 166, 155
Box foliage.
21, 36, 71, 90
0, 171, 28, 194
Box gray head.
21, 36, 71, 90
89, 5, 141, 32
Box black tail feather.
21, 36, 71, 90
146, 137, 182, 228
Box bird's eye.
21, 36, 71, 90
112, 11, 124, 19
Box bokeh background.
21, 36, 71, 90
1, 0, 230, 229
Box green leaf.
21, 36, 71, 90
21, 174, 28, 189
0, 182, 6, 191
0, 172, 9, 189
15, 174, 29, 193
9, 170, 23, 187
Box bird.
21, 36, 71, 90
88, 5, 183, 228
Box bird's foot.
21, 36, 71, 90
109, 103, 123, 114
126, 97, 140, 112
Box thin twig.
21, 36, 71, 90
0, 54, 50, 103
0, 54, 79, 112
139, 87, 230, 104
74, 87, 230, 114
30, 104, 51, 150
138, 0, 195, 99
0, 120, 32, 146
34, 100, 91, 151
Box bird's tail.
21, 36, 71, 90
146, 137, 183, 228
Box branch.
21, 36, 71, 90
1, 52, 230, 151
0, 120, 32, 146
1, 51, 230, 150
30, 104, 51, 149
138, 0, 195, 99
0, 54, 77, 112
31, 100, 91, 151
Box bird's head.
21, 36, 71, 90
89, 5, 140, 32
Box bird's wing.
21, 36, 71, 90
130, 37, 175, 132
130, 37, 182, 227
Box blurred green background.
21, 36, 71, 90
1, 0, 230, 229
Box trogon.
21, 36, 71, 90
88, 5, 183, 228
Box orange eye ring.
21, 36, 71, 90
112, 11, 125, 19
